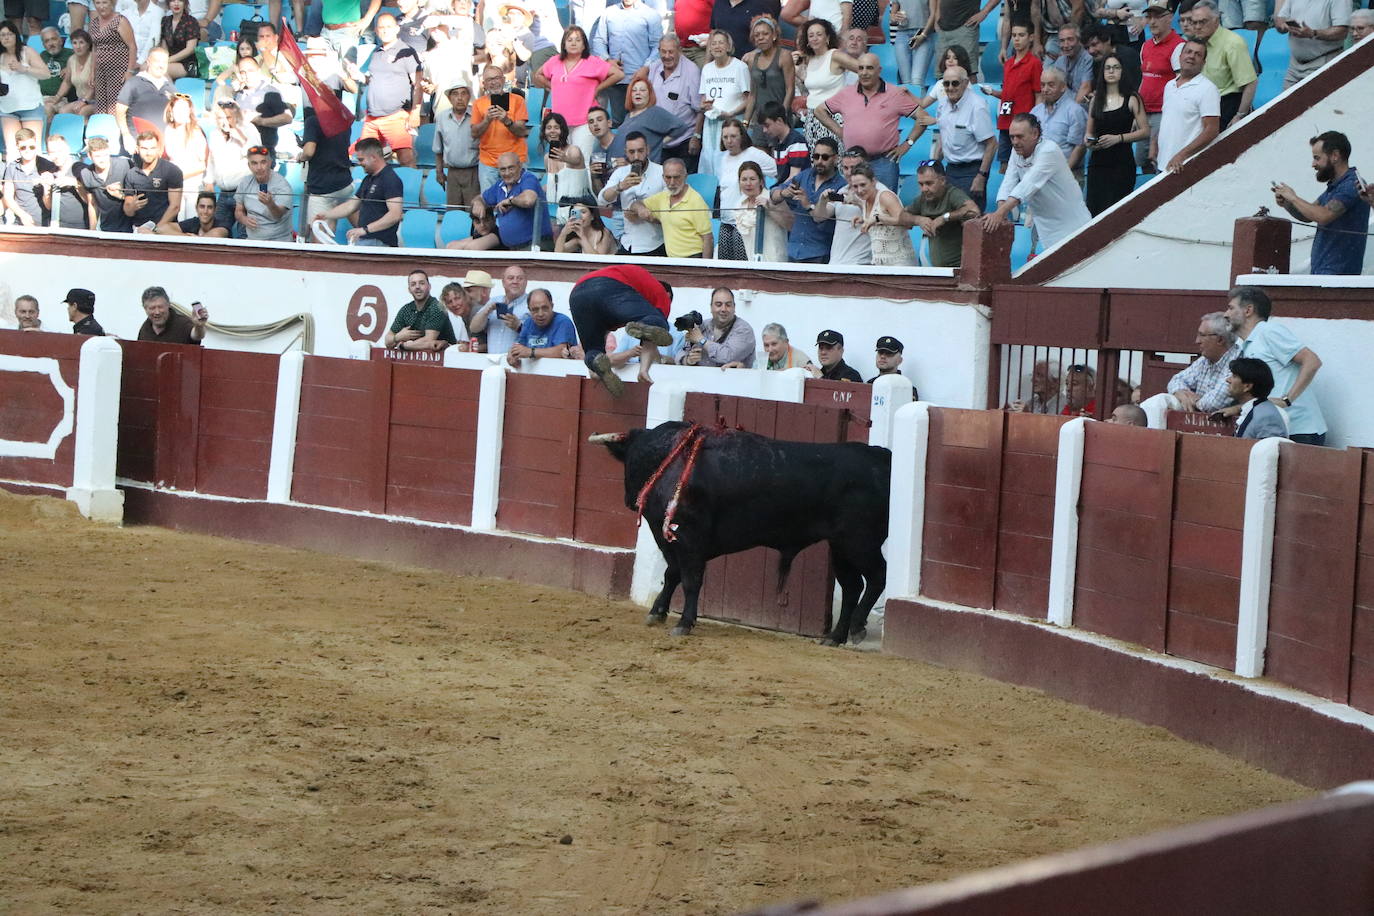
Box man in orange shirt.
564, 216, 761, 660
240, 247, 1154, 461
472, 65, 532, 191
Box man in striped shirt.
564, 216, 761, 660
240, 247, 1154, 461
1166, 311, 1241, 412
760, 102, 810, 186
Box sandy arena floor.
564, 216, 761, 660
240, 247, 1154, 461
0, 492, 1306, 914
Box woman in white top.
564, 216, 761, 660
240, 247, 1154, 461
0, 20, 49, 155
698, 29, 750, 177
734, 160, 789, 262
794, 18, 859, 148
162, 94, 209, 218
856, 165, 917, 266
539, 111, 592, 228
715, 118, 777, 260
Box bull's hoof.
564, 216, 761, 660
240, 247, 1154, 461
670, 625, 693, 637
848, 627, 868, 646
819, 635, 843, 648
645, 611, 668, 626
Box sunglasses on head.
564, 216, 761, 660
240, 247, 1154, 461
247, 145, 271, 156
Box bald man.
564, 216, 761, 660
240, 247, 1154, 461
815, 52, 921, 190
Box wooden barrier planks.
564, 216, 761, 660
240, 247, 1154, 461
573, 378, 649, 548
803, 379, 872, 443
1266, 442, 1360, 701
291, 356, 391, 513
195, 350, 278, 500
1165, 434, 1252, 669
384, 363, 482, 525
921, 408, 1004, 609
497, 372, 581, 539
1351, 452, 1374, 714
0, 330, 82, 487
678, 392, 844, 637
994, 412, 1066, 617
1073, 423, 1177, 651
116, 340, 185, 483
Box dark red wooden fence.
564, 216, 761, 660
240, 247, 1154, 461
678, 392, 857, 637
0, 329, 81, 487
1352, 451, 1374, 714
995, 412, 1066, 617
573, 377, 649, 549
384, 362, 481, 524
496, 372, 581, 539
921, 408, 1004, 609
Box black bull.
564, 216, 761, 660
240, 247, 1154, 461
591, 422, 890, 645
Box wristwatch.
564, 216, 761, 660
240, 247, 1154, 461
1281, 396, 1293, 407
942, 211, 951, 222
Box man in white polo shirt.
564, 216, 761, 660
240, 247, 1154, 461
916, 66, 997, 209
1153, 39, 1221, 175
979, 112, 1090, 250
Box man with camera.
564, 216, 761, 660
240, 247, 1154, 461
599, 132, 666, 255
676, 288, 756, 369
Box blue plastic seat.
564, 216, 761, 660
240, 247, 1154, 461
898, 175, 920, 207
686, 173, 718, 210
439, 209, 472, 245
48, 112, 85, 153
414, 122, 436, 169
400, 208, 439, 248
395, 166, 423, 207
84, 113, 121, 152
871, 41, 898, 85
175, 77, 208, 111
1011, 224, 1033, 271
421, 170, 444, 209
525, 86, 546, 118
219, 3, 262, 38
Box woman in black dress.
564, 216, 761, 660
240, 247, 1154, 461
1085, 54, 1149, 216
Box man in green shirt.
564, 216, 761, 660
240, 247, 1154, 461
877, 161, 982, 268
39, 28, 74, 121
385, 270, 459, 352
1183, 0, 1257, 128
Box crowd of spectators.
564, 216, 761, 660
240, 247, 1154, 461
1, 0, 1368, 268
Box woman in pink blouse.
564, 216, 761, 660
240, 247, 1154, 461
532, 25, 623, 163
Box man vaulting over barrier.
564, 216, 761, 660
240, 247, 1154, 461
569, 263, 675, 398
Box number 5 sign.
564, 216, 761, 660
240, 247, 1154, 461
347, 285, 388, 342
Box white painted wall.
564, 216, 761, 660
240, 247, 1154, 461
0, 241, 989, 408
1040, 55, 1374, 290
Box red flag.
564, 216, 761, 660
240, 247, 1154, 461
278, 25, 355, 138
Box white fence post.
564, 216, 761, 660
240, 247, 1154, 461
66, 336, 124, 523
884, 401, 930, 600
266, 350, 305, 504
347, 339, 373, 360
470, 364, 508, 530
869, 375, 915, 449
1139, 392, 1176, 429
1046, 417, 1089, 627
1235, 437, 1282, 678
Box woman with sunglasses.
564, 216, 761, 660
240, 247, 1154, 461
0, 19, 50, 157
160, 0, 199, 78
1084, 54, 1147, 216
162, 92, 209, 218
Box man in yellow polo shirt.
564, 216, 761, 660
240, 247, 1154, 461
1183, 0, 1257, 128
630, 157, 714, 258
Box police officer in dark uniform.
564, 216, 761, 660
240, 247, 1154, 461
810, 329, 863, 382
65, 289, 105, 336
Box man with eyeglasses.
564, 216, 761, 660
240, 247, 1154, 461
915, 66, 996, 209
767, 135, 845, 263
979, 112, 1090, 249
1139, 4, 1185, 174
1182, 0, 1256, 127
815, 53, 922, 192
233, 56, 294, 157
1167, 311, 1241, 412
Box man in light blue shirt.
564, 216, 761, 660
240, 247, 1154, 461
590, 0, 664, 122
1029, 67, 1087, 181
1225, 285, 1327, 445
1047, 24, 1095, 105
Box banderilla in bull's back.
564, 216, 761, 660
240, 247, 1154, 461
590, 421, 890, 645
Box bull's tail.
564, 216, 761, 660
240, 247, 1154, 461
776, 548, 800, 594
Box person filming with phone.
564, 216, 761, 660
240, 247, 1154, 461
1272, 130, 1370, 276
233, 145, 294, 242
136, 286, 208, 346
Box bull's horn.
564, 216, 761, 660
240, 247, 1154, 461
588, 432, 629, 444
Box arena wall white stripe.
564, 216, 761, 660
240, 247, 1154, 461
470, 364, 508, 531
266, 350, 305, 505
1046, 417, 1088, 628
885, 401, 930, 601
868, 375, 916, 449
1235, 437, 1283, 679
66, 336, 123, 524
0, 354, 74, 460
